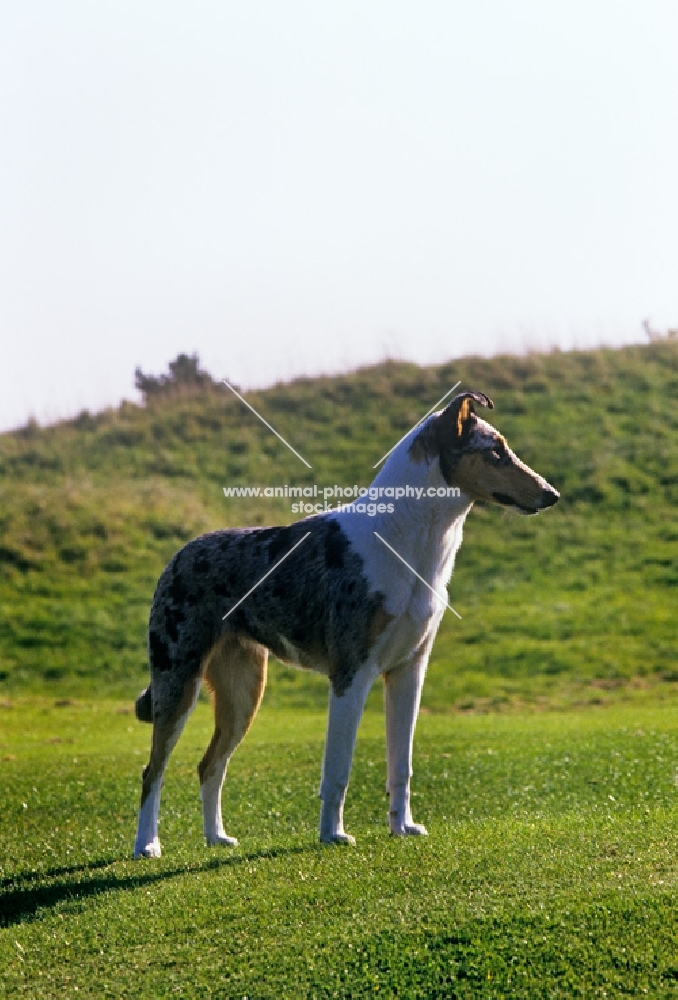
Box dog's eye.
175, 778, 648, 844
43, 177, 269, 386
491, 447, 504, 461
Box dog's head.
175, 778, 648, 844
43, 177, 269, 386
410, 391, 559, 515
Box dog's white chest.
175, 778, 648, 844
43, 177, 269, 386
332, 506, 469, 622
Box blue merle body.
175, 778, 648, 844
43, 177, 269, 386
138, 516, 387, 724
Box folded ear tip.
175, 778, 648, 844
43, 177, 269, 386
474, 391, 494, 409
468, 391, 494, 410
440, 390, 494, 431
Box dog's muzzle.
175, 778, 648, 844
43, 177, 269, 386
492, 486, 560, 514
539, 486, 559, 509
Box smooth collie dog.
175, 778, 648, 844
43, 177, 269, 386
134, 391, 559, 858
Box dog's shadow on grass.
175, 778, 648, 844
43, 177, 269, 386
0, 844, 311, 928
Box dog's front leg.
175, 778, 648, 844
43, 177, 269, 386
383, 654, 429, 836
319, 666, 378, 845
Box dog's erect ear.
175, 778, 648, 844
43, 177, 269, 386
409, 389, 495, 463
439, 391, 494, 441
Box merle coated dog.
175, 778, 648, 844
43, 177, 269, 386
134, 391, 558, 858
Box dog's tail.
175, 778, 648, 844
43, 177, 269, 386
135, 685, 153, 723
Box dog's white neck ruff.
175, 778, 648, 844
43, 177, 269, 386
331, 416, 473, 620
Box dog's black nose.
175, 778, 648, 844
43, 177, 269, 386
540, 486, 559, 508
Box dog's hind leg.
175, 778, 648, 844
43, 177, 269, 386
198, 635, 268, 847
383, 651, 431, 837
134, 673, 202, 859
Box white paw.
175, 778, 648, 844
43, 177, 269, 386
134, 837, 162, 859
390, 820, 429, 837
320, 831, 356, 846
206, 833, 239, 847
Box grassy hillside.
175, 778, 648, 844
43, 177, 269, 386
0, 341, 676, 708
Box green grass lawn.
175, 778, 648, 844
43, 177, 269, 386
2, 696, 678, 997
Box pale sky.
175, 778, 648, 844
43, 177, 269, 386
1, 1, 677, 430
